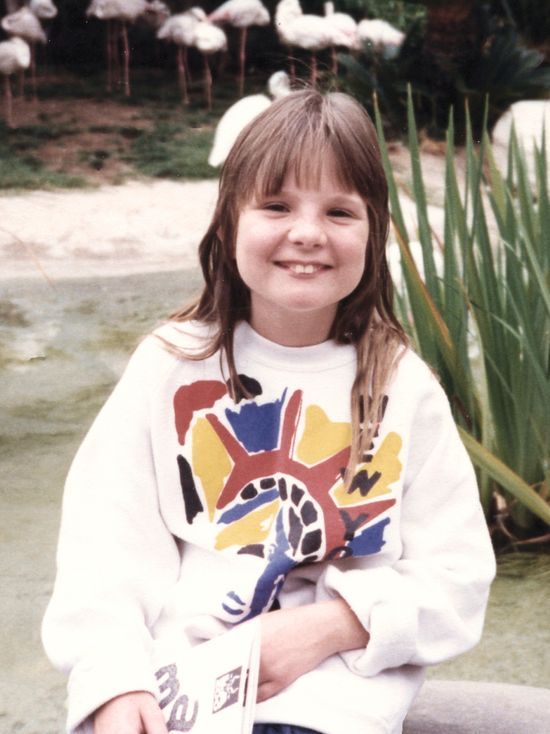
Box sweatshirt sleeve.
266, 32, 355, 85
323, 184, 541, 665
316, 359, 496, 676
41, 337, 182, 733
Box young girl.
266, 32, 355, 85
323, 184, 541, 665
43, 90, 495, 734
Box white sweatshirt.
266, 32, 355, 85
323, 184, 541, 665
42, 320, 496, 734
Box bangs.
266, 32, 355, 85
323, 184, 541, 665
225, 91, 372, 208
251, 135, 358, 202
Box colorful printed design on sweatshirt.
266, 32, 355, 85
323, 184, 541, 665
174, 377, 401, 621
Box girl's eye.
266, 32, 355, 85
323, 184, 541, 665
328, 208, 352, 218
263, 203, 288, 212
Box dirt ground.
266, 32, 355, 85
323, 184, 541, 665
6, 92, 157, 184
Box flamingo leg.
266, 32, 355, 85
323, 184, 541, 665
287, 47, 296, 83
183, 46, 192, 84
203, 53, 212, 112
331, 46, 338, 75
238, 27, 247, 97
4, 75, 14, 129
310, 51, 317, 87
30, 42, 38, 102
112, 20, 121, 89
120, 21, 130, 97
176, 46, 189, 104
106, 20, 113, 92
18, 67, 24, 98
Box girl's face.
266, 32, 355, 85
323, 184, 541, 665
234, 161, 370, 346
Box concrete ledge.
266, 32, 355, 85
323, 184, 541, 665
404, 680, 550, 734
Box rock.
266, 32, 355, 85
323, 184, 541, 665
404, 680, 550, 734
491, 100, 550, 188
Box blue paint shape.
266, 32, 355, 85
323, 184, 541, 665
222, 603, 246, 616
225, 389, 287, 452
226, 590, 246, 604
348, 517, 391, 556
218, 489, 280, 524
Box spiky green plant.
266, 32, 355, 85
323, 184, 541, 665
375, 89, 550, 541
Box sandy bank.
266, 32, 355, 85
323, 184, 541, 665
0, 179, 219, 280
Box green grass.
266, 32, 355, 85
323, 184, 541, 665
0, 134, 88, 191
125, 121, 216, 180
0, 68, 258, 191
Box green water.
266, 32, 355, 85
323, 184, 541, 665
1, 270, 548, 734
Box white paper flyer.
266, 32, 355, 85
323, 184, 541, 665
154, 619, 261, 734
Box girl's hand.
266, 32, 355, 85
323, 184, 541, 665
257, 599, 369, 702
94, 691, 168, 734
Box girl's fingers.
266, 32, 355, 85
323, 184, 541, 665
94, 692, 167, 734
140, 697, 169, 734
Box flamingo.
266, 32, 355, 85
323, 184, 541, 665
0, 36, 30, 128
275, 0, 333, 86
357, 18, 404, 59
85, 0, 148, 97
208, 70, 291, 166
29, 0, 57, 19
323, 1, 358, 75
142, 0, 170, 29
1, 6, 46, 99
274, 0, 300, 81
193, 19, 227, 111
157, 8, 206, 104
209, 0, 270, 97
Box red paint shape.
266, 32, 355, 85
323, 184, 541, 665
174, 380, 227, 444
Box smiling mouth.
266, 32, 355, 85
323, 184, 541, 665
277, 262, 329, 274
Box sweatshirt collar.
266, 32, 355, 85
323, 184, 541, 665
233, 320, 356, 373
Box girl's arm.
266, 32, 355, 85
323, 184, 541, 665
42, 338, 181, 734
257, 598, 369, 701
315, 357, 496, 678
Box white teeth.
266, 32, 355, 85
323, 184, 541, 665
289, 263, 320, 274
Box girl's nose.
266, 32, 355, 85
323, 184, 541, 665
288, 215, 327, 247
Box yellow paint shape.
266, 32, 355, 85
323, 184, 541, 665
215, 500, 278, 550
192, 418, 232, 520
332, 432, 402, 506
297, 405, 352, 465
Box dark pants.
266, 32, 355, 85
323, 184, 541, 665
252, 726, 322, 734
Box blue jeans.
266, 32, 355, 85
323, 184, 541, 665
252, 726, 321, 734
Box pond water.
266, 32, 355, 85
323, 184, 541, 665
1, 270, 548, 734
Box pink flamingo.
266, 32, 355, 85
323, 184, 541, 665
357, 18, 405, 59
86, 0, 148, 97
275, 0, 332, 86
0, 36, 30, 128
323, 1, 359, 76
209, 0, 270, 97
157, 8, 206, 104
1, 6, 46, 99
193, 18, 228, 111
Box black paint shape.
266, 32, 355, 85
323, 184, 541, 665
348, 469, 382, 497
227, 373, 263, 403
177, 454, 203, 523
301, 529, 322, 555
291, 484, 305, 505
300, 500, 318, 526
241, 483, 258, 499
260, 477, 276, 489
238, 544, 265, 558
288, 507, 302, 553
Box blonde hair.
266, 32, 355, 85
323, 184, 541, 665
171, 89, 407, 479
